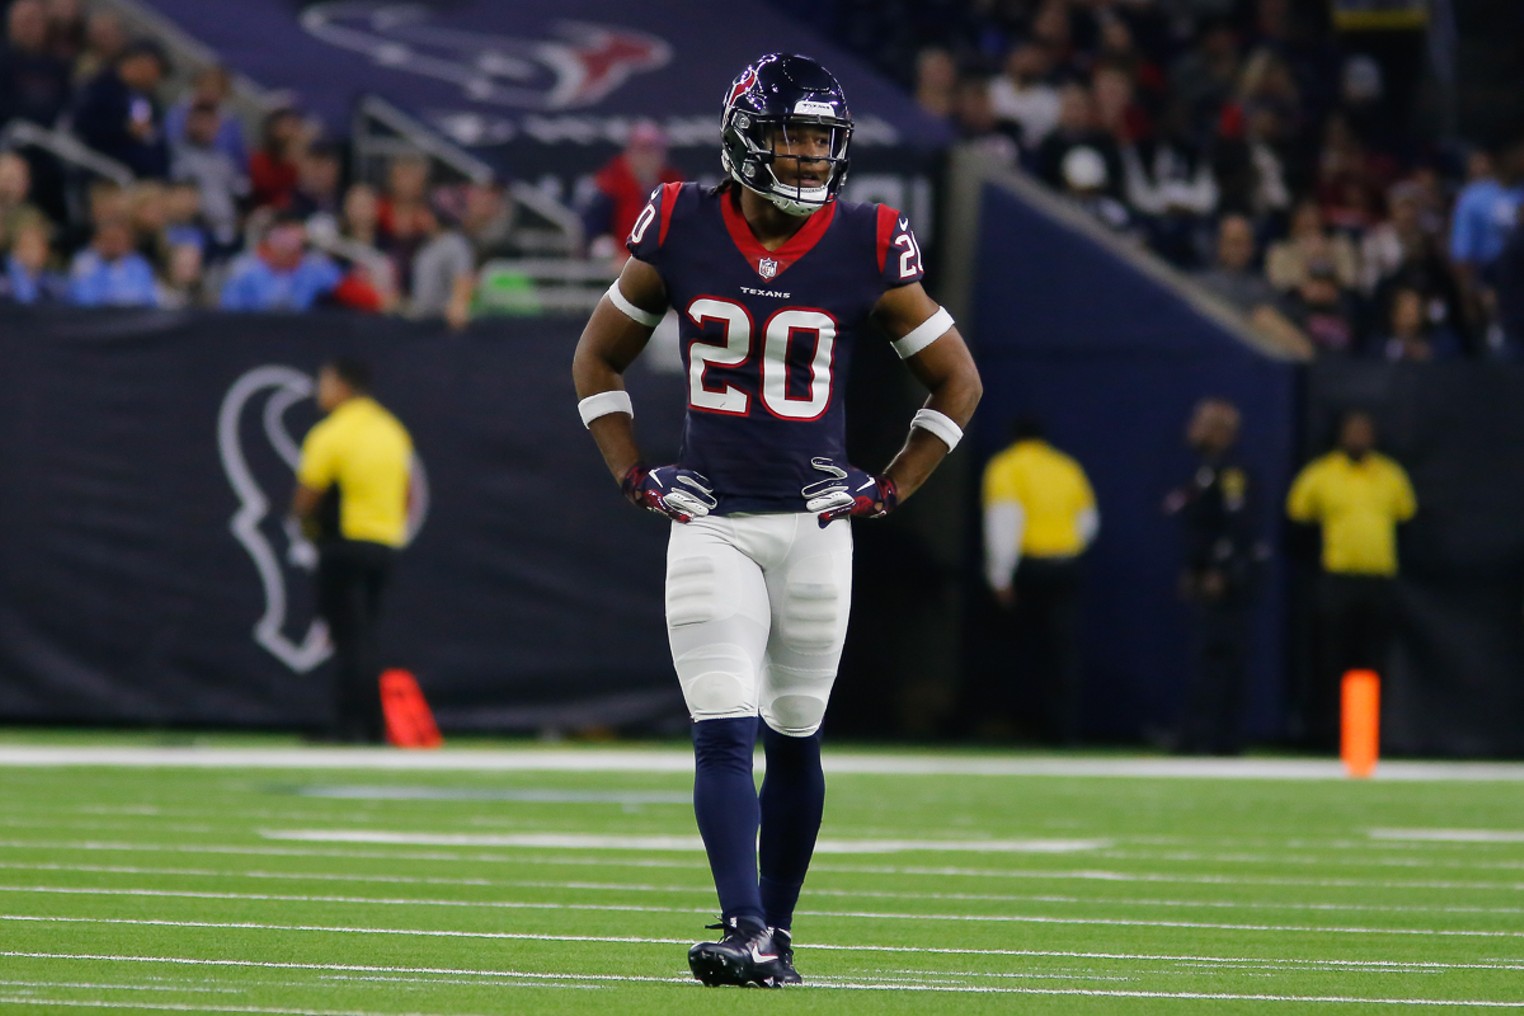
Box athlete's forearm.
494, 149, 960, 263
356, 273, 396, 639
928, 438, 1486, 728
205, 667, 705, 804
883, 363, 982, 502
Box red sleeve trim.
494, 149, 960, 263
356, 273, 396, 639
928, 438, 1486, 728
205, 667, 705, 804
657, 181, 684, 247
875, 204, 900, 273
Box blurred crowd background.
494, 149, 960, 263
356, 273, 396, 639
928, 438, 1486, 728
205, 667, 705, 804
2, 0, 1520, 363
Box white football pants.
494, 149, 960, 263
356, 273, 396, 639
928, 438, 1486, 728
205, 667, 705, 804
665, 513, 853, 736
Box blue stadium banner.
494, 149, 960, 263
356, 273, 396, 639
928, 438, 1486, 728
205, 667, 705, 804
0, 307, 689, 732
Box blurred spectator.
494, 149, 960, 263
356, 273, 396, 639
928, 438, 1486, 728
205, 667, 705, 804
0, 150, 45, 251
581, 120, 683, 263
1338, 54, 1400, 160
1033, 84, 1122, 199
1279, 260, 1361, 355
989, 41, 1060, 150
1286, 410, 1416, 748
338, 182, 382, 248
71, 7, 126, 83
220, 212, 342, 312
1169, 18, 1241, 139
44, 0, 86, 66
1493, 203, 1524, 360
377, 152, 434, 292
409, 211, 474, 329
1, 216, 64, 303
127, 180, 170, 268
1266, 198, 1360, 292
912, 46, 957, 119
171, 100, 247, 248
1123, 102, 1218, 266
67, 217, 158, 306
248, 107, 308, 209
1376, 286, 1456, 363
1093, 63, 1150, 148
288, 141, 343, 221
163, 65, 247, 169
457, 180, 524, 261
156, 241, 206, 309
1449, 141, 1524, 335
953, 73, 1020, 165
0, 0, 73, 128
1060, 145, 1135, 238
1194, 213, 1277, 312
162, 180, 208, 253
72, 39, 170, 179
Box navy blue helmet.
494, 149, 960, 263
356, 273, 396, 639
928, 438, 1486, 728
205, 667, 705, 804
721, 53, 852, 216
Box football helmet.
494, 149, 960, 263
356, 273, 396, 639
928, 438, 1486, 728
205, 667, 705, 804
721, 53, 852, 217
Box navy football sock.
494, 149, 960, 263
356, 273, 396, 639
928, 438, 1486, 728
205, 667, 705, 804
758, 724, 825, 933
691, 717, 764, 926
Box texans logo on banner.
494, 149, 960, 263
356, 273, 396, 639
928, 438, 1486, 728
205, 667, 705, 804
216, 365, 429, 674
301, 2, 671, 109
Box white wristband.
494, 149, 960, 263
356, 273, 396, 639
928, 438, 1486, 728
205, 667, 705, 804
910, 408, 963, 451
578, 390, 634, 428
891, 306, 953, 359
606, 282, 664, 328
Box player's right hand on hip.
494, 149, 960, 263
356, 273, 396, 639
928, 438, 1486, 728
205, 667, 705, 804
802, 457, 898, 527
622, 463, 717, 523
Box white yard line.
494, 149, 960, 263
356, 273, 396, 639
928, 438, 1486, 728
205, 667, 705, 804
1372, 829, 1524, 844
3, 839, 1522, 893
1, 953, 1521, 1006
4, 908, 1523, 940
259, 828, 1108, 854
0, 1000, 496, 1016
10, 947, 1524, 976
3, 745, 1524, 781
2, 868, 1518, 918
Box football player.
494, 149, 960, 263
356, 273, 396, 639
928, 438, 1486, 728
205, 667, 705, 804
571, 52, 981, 988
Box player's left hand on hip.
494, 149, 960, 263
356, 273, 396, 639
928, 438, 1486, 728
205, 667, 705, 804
622, 463, 717, 523
802, 456, 898, 527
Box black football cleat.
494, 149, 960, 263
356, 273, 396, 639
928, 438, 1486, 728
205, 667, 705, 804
767, 927, 803, 985
687, 917, 788, 988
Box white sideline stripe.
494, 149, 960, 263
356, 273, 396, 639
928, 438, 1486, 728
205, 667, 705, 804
9, 946, 1524, 978
1099, 849, 1524, 873
1373, 828, 1524, 844
2, 955, 1522, 1006
0, 1000, 488, 1016
3, 745, 1524, 780
5, 839, 1524, 894
258, 829, 1107, 854
6, 908, 1522, 940
6, 875, 1520, 919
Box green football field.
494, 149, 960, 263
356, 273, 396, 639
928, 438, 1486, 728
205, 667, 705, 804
1, 735, 1522, 1014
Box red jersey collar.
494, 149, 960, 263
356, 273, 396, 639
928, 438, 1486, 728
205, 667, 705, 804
719, 187, 837, 281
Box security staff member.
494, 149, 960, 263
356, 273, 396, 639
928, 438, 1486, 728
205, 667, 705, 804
291, 358, 413, 743
1164, 399, 1266, 755
1286, 409, 1416, 748
982, 418, 1098, 744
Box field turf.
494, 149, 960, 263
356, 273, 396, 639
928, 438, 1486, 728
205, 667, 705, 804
0, 735, 1522, 1013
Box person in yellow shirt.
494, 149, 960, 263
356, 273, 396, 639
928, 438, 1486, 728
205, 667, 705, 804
982, 418, 1098, 744
1286, 409, 1416, 747
291, 358, 414, 743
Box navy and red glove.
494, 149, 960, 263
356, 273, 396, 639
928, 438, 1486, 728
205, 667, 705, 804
621, 463, 717, 523
802, 457, 898, 528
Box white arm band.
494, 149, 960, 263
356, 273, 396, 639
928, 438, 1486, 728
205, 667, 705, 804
605, 282, 664, 328
891, 306, 953, 359
910, 408, 963, 451
578, 390, 634, 428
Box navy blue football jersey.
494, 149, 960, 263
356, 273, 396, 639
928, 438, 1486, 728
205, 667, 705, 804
627, 182, 927, 514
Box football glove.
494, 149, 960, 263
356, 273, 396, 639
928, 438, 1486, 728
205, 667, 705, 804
802, 457, 898, 527
622, 463, 717, 523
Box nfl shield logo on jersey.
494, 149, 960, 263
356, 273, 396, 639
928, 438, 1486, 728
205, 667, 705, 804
758, 257, 778, 279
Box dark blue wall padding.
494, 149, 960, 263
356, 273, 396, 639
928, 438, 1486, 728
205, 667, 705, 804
967, 183, 1299, 741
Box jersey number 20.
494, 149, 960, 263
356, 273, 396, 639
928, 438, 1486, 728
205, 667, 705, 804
685, 297, 837, 421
